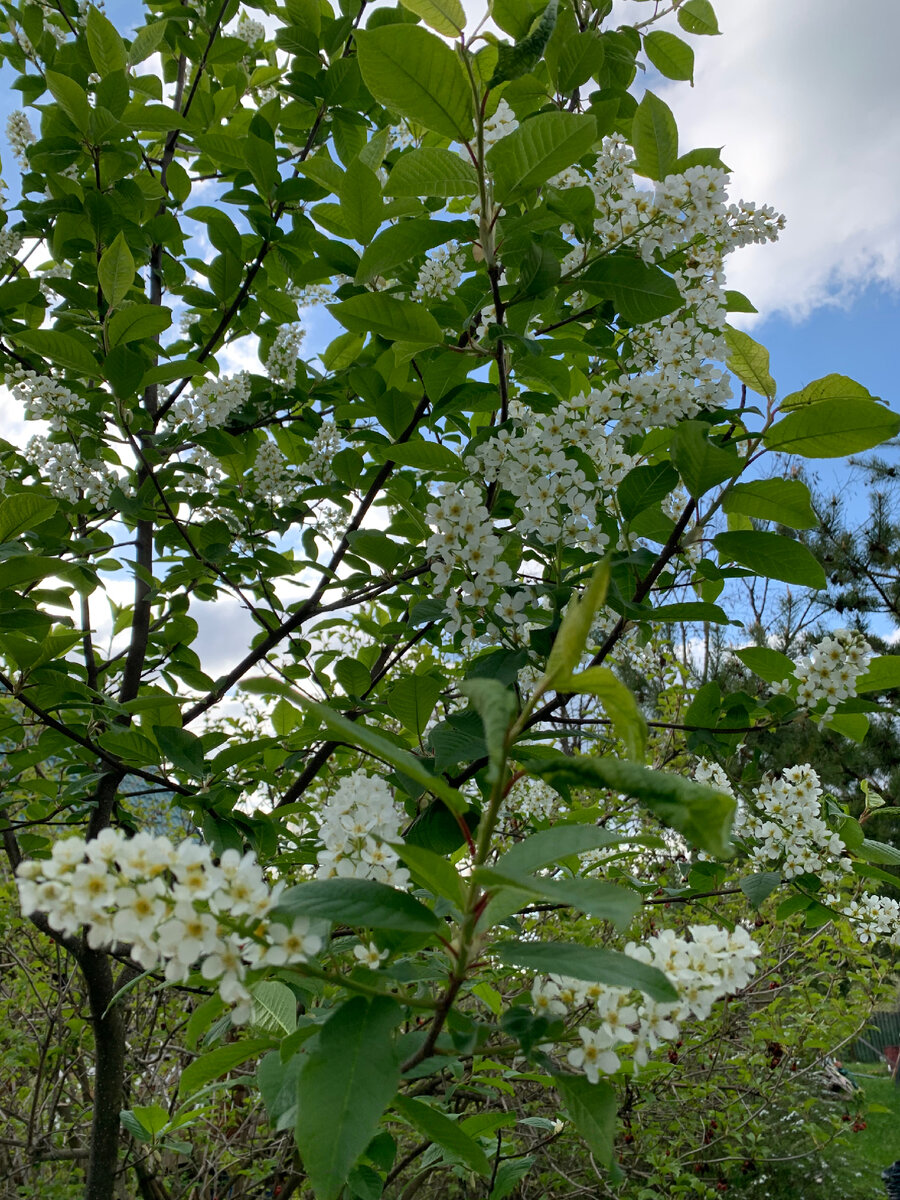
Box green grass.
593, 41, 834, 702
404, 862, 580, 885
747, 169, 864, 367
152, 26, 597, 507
818, 1065, 900, 1198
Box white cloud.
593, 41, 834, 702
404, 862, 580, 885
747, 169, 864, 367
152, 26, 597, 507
643, 0, 900, 321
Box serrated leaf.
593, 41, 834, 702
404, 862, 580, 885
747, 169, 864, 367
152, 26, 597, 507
355, 25, 474, 142
714, 530, 825, 589
275, 878, 441, 933
388, 674, 443, 736
722, 478, 817, 530
855, 655, 900, 694
670, 420, 740, 498
544, 561, 610, 689
631, 91, 678, 180
45, 70, 90, 132
780, 373, 874, 411
295, 998, 403, 1200
554, 1075, 616, 1165
13, 329, 98, 375
518, 753, 734, 858
98, 233, 135, 308
384, 148, 478, 198
678, 0, 720, 35
393, 842, 464, 906
486, 111, 596, 202
0, 494, 57, 543
724, 326, 776, 398
764, 399, 900, 458
496, 825, 659, 875
739, 872, 782, 908
493, 940, 677, 1002
107, 304, 173, 348
579, 255, 682, 324
733, 645, 795, 684
459, 678, 516, 781
86, 4, 127, 73
561, 667, 647, 761
399, 0, 466, 36
394, 1096, 491, 1175
178, 1039, 272, 1098
357, 219, 468, 284
643, 30, 694, 81
328, 294, 444, 346
251, 981, 297, 1036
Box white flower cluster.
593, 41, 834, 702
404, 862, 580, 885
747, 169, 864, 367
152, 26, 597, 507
315, 771, 410, 889
834, 892, 900, 946
253, 439, 295, 502
10, 368, 86, 430
482, 99, 518, 151
726, 763, 852, 884
412, 244, 467, 302
535, 924, 760, 1083
468, 391, 632, 549
0, 227, 22, 262
265, 323, 304, 387
15, 831, 321, 1023
24, 436, 117, 504
791, 629, 872, 715
235, 13, 266, 44
304, 421, 341, 484
6, 109, 35, 161
167, 372, 251, 434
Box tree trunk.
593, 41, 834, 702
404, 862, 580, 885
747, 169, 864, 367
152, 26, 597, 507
81, 946, 126, 1200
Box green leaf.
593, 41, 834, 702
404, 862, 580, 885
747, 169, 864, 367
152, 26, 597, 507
384, 148, 478, 198
98, 233, 135, 309
154, 724, 205, 775
631, 91, 678, 180
394, 1096, 491, 1175
251, 981, 297, 1036
558, 31, 605, 92
393, 842, 464, 906
493, 940, 677, 1002
178, 1039, 272, 1098
780, 373, 874, 411
0, 494, 57, 542
295, 998, 403, 1200
519, 754, 734, 858
739, 872, 782, 908
476, 867, 641, 930
857, 839, 900, 866
855, 655, 900, 694
714, 531, 826, 589
724, 326, 775, 398
488, 0, 558, 87
826, 712, 869, 742
643, 30, 694, 81
543, 562, 610, 689
275, 878, 441, 934
764, 399, 900, 458
677, 0, 720, 35
388, 674, 443, 736
369, 440, 461, 471
357, 220, 465, 284
618, 462, 679, 521
733, 646, 795, 684
355, 26, 474, 142
670, 420, 740, 498
86, 5, 127, 73
554, 1075, 616, 1165
128, 19, 169, 65
722, 479, 817, 530
241, 679, 467, 814
328, 294, 444, 346
13, 329, 98, 375
579, 256, 682, 324
487, 112, 596, 203
399, 0, 466, 36
562, 667, 646, 761
340, 158, 383, 245
45, 70, 91, 132
490, 0, 547, 38
131, 1104, 169, 1137
107, 305, 173, 348
496, 825, 657, 875
459, 678, 516, 781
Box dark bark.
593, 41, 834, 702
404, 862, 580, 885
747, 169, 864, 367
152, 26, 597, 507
80, 946, 127, 1200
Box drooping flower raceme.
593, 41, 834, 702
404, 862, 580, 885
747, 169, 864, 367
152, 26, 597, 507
166, 371, 251, 434
315, 771, 410, 889
534, 924, 760, 1083
15, 831, 320, 1023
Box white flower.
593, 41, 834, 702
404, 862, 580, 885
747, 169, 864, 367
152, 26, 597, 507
567, 1027, 620, 1083
353, 941, 388, 969
261, 916, 322, 965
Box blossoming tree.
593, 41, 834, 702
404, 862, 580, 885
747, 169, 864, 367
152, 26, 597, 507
0, 0, 898, 1197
